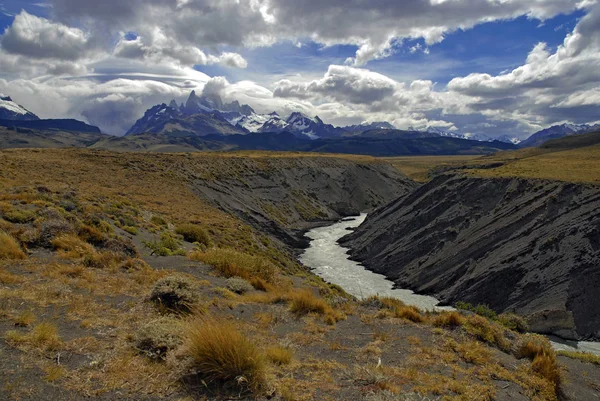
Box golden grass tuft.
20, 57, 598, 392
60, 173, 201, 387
393, 305, 425, 323
289, 289, 329, 316
265, 345, 294, 365
6, 322, 62, 351
189, 248, 276, 283
433, 311, 465, 328
184, 317, 267, 394
14, 311, 36, 327
0, 230, 26, 260
517, 334, 561, 393
51, 234, 96, 259
249, 276, 272, 292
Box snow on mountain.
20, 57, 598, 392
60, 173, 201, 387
343, 121, 395, 134
0, 94, 40, 121
520, 123, 600, 148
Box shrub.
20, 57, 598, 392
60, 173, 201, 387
265, 345, 293, 365
498, 312, 529, 333
455, 301, 497, 320
38, 219, 75, 248
119, 257, 151, 271
175, 223, 211, 246
135, 317, 183, 361
226, 277, 254, 294
289, 289, 329, 316
463, 314, 510, 351
150, 215, 168, 227
143, 232, 186, 256
82, 251, 122, 269
190, 248, 277, 282
2, 207, 36, 224
0, 231, 26, 260
150, 275, 199, 313
433, 311, 465, 328
123, 226, 138, 236
185, 317, 266, 394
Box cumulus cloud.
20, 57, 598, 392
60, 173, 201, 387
44, 0, 591, 67
1, 11, 91, 60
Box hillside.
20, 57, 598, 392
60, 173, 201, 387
2, 149, 597, 400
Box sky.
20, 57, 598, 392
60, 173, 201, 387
0, 0, 599, 138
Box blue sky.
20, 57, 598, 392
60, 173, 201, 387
0, 0, 598, 137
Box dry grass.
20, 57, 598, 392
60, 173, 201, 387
289, 289, 329, 316
6, 322, 62, 351
517, 335, 562, 394
190, 248, 277, 283
468, 144, 600, 184
51, 234, 95, 259
14, 311, 36, 327
557, 350, 600, 365
175, 223, 211, 246
0, 230, 26, 259
184, 316, 267, 394
463, 314, 510, 351
394, 306, 425, 323
265, 345, 294, 365
383, 155, 481, 182
432, 311, 465, 328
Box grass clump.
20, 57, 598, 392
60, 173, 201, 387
557, 350, 600, 365
6, 322, 62, 351
135, 317, 183, 361
0, 230, 26, 259
175, 223, 211, 246
517, 334, 561, 393
393, 305, 425, 323
498, 312, 529, 333
14, 311, 36, 327
150, 275, 199, 313
289, 289, 329, 316
51, 234, 95, 259
433, 311, 465, 328
225, 277, 254, 294
463, 314, 510, 351
184, 317, 266, 394
190, 248, 277, 283
143, 232, 186, 256
249, 276, 272, 292
265, 345, 294, 365
455, 301, 497, 320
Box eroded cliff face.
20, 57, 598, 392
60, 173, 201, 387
187, 156, 417, 248
342, 174, 600, 340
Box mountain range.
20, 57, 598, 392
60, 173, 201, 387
1, 90, 599, 151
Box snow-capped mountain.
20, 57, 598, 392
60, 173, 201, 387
343, 121, 395, 135
0, 94, 39, 121
284, 112, 346, 139
125, 103, 183, 135
519, 123, 600, 148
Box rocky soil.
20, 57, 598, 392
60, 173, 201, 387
342, 174, 600, 340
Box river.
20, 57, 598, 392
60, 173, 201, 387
300, 213, 600, 356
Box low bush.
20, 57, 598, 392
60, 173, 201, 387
184, 317, 266, 394
463, 314, 510, 351
0, 231, 26, 260
175, 223, 211, 246
225, 277, 254, 294
135, 317, 183, 361
38, 218, 75, 248
361, 296, 405, 311
150, 275, 199, 313
498, 312, 529, 333
143, 232, 186, 256
455, 301, 497, 320
2, 207, 36, 224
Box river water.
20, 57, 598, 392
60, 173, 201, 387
300, 213, 600, 356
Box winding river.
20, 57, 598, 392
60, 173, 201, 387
300, 214, 600, 356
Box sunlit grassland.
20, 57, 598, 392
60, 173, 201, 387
382, 155, 481, 182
